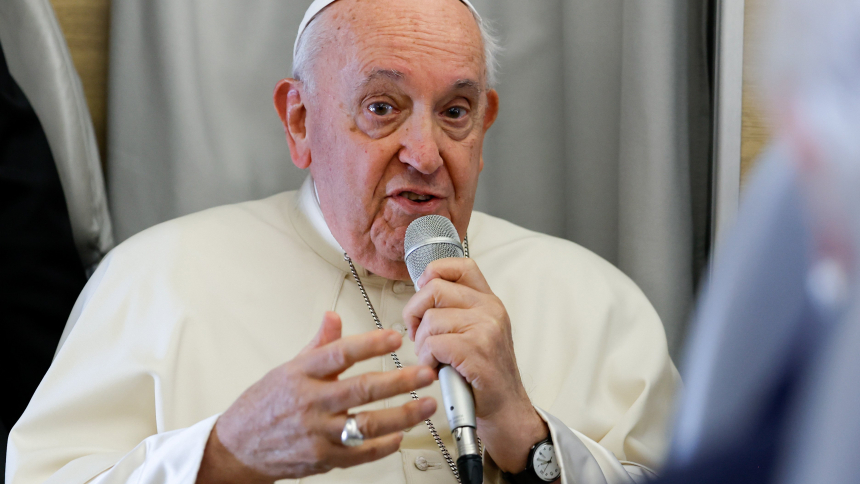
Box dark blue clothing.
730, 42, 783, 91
655, 149, 833, 484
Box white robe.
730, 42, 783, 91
6, 177, 680, 484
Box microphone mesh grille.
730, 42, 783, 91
404, 215, 463, 285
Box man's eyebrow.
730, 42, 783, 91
453, 79, 483, 96
360, 68, 405, 88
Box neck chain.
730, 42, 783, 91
343, 236, 479, 483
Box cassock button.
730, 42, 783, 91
393, 281, 412, 294
414, 456, 443, 471
392, 323, 407, 336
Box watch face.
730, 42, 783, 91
532, 442, 561, 481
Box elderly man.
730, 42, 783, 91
7, 0, 679, 483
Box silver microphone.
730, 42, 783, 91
404, 215, 482, 484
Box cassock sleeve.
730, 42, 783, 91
480, 235, 680, 484
538, 252, 678, 484
537, 407, 658, 484
484, 407, 658, 484
6, 252, 219, 484
481, 408, 660, 484
530, 290, 677, 484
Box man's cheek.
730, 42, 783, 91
369, 218, 407, 260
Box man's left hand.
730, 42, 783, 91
402, 258, 549, 474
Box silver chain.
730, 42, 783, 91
343, 236, 477, 483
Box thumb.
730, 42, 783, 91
303, 311, 342, 352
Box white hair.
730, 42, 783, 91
758, 0, 860, 164
292, 3, 500, 92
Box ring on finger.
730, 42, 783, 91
341, 415, 364, 447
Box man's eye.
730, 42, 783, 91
444, 106, 467, 119
368, 102, 395, 116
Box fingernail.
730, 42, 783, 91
387, 332, 401, 346
417, 368, 435, 384
421, 398, 436, 414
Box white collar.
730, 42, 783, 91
309, 178, 345, 255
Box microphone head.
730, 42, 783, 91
404, 215, 464, 285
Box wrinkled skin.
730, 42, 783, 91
197, 313, 437, 483
277, 0, 496, 281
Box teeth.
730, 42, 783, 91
404, 192, 432, 202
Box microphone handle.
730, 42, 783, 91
439, 365, 482, 483
439, 364, 477, 430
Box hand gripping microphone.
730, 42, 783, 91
404, 215, 482, 484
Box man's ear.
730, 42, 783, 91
274, 78, 311, 169
478, 90, 500, 172
483, 89, 500, 132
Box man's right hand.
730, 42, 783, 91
196, 311, 438, 484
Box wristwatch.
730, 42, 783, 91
502, 436, 561, 483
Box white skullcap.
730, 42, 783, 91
293, 0, 482, 61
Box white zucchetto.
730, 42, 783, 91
293, 0, 482, 60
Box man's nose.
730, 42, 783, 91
398, 114, 444, 174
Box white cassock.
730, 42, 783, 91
6, 177, 680, 484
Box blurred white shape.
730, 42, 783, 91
806, 257, 849, 312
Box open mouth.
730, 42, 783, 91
400, 191, 435, 203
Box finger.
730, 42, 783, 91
324, 366, 436, 412
330, 432, 405, 469
417, 258, 491, 293
417, 333, 471, 369
316, 312, 344, 347
413, 308, 472, 353
302, 312, 343, 354
403, 279, 483, 339
330, 397, 437, 443
301, 330, 402, 378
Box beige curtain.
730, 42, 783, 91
107, 0, 712, 358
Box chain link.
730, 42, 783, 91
343, 235, 477, 483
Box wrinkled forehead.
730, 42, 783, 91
293, 0, 482, 61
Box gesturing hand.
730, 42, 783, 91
402, 258, 549, 474
196, 312, 438, 484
